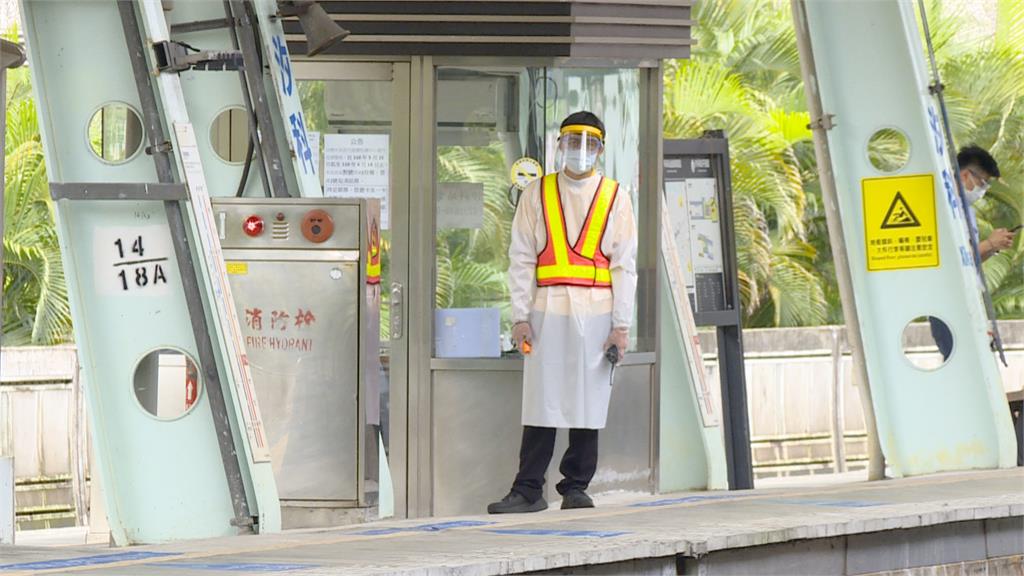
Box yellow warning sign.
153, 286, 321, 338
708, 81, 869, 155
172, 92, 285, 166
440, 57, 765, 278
862, 174, 939, 271
225, 261, 248, 275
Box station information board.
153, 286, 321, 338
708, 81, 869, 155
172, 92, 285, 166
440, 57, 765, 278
663, 135, 740, 327
663, 156, 728, 316
663, 133, 752, 490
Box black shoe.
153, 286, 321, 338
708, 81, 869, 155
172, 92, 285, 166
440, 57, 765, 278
560, 489, 594, 510
487, 491, 548, 514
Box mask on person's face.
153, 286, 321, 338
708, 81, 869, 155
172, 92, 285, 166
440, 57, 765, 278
965, 185, 987, 205
562, 147, 600, 173
964, 168, 991, 205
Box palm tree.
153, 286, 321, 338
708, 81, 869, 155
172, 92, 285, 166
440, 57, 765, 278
669, 0, 1024, 327
3, 58, 73, 344
939, 2, 1024, 319
665, 0, 827, 327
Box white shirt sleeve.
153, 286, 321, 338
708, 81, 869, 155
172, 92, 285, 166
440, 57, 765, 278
508, 181, 542, 324
604, 188, 638, 329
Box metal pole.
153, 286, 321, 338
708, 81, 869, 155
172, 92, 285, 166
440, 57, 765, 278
0, 48, 6, 530
1, 51, 7, 354
791, 0, 885, 480
71, 355, 88, 527
711, 131, 754, 490
718, 324, 753, 488
830, 327, 848, 473
116, 0, 253, 530
221, 0, 272, 199
1, 54, 6, 353
227, 0, 291, 198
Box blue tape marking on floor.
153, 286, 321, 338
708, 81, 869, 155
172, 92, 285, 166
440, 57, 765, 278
156, 562, 314, 572
0, 551, 180, 571
355, 527, 405, 536
486, 528, 629, 539
766, 498, 883, 508
354, 519, 495, 536
630, 494, 737, 507
413, 520, 494, 532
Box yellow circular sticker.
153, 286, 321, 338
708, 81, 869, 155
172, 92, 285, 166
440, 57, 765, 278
510, 157, 543, 190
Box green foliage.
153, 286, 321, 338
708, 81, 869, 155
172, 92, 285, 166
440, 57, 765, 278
4, 55, 73, 344
435, 143, 514, 326
665, 2, 825, 326
995, 0, 1024, 51
669, 0, 1024, 327
3, 2, 1021, 345
944, 41, 1024, 317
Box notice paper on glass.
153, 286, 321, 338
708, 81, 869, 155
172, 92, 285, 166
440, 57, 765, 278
324, 133, 390, 228
437, 182, 484, 229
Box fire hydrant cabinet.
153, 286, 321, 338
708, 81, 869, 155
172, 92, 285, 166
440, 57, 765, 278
214, 197, 382, 527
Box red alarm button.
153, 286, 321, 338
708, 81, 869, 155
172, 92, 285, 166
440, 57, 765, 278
243, 215, 264, 237
301, 209, 334, 243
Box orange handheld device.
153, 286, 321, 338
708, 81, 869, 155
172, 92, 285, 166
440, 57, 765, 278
521, 340, 532, 355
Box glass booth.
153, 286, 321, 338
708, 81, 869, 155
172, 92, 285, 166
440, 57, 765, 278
293, 55, 664, 517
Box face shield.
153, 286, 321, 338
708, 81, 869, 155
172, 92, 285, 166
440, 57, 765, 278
557, 124, 604, 174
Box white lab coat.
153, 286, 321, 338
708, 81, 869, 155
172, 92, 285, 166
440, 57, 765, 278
509, 170, 638, 429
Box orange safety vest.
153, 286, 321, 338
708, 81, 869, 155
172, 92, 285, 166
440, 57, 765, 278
366, 224, 381, 285
536, 173, 619, 288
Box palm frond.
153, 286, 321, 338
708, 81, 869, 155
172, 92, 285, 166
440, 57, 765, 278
995, 0, 1024, 51
765, 250, 828, 327
3, 66, 73, 345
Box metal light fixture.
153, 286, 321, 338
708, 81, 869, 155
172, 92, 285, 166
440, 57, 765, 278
279, 1, 350, 57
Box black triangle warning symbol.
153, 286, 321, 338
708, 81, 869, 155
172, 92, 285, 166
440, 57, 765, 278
880, 191, 920, 229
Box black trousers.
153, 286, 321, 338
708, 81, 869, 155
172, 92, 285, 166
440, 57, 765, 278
511, 425, 598, 502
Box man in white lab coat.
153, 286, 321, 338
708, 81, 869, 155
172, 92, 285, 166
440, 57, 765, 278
488, 111, 638, 513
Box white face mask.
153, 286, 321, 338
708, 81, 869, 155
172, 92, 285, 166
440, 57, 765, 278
562, 148, 599, 173
965, 184, 988, 205
963, 169, 990, 205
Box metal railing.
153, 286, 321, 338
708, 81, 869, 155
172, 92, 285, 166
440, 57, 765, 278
701, 321, 1024, 479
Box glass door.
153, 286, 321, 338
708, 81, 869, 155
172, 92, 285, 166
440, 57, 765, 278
297, 62, 410, 517
432, 66, 644, 358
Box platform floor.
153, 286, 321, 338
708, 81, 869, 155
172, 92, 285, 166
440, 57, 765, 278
1, 468, 1022, 575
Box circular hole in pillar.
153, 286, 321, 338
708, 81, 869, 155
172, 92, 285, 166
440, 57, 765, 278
901, 316, 953, 371
133, 348, 202, 420
210, 106, 250, 164
867, 128, 911, 173
87, 102, 144, 164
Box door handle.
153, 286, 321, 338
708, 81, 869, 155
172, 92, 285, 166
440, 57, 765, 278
390, 282, 404, 340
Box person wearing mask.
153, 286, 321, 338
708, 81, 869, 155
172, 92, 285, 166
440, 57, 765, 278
488, 111, 638, 513
930, 145, 1017, 361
